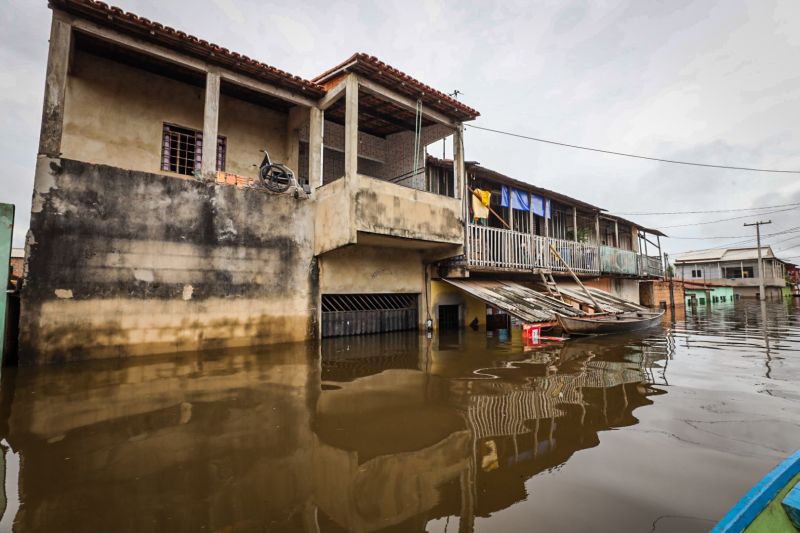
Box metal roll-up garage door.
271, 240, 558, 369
321, 293, 419, 337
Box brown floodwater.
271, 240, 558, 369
0, 299, 798, 532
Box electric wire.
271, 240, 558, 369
614, 202, 800, 216
659, 206, 798, 229
465, 124, 800, 174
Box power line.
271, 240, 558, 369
614, 202, 800, 216
668, 226, 800, 240
465, 124, 800, 174
669, 226, 800, 255
659, 206, 798, 229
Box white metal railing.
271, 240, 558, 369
466, 225, 600, 274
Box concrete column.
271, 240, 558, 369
454, 124, 465, 200
38, 16, 72, 157
308, 107, 324, 188
286, 106, 307, 180
344, 74, 359, 179
454, 123, 467, 258
201, 70, 221, 179
614, 220, 619, 248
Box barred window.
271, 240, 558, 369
161, 123, 225, 175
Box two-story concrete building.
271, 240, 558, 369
21, 0, 477, 363
21, 0, 670, 363
675, 246, 788, 299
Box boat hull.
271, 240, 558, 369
556, 310, 664, 336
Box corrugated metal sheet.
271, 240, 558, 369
442, 279, 584, 323
676, 247, 776, 263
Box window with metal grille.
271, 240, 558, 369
322, 293, 417, 312
161, 123, 226, 175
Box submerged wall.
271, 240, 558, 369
20, 158, 318, 364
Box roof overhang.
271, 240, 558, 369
314, 53, 479, 123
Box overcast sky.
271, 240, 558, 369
2, 0, 799, 260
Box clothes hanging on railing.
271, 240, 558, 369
472, 188, 490, 222
531, 194, 551, 219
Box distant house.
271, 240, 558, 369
9, 248, 24, 283
674, 247, 787, 299
682, 281, 735, 306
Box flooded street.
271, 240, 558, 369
0, 300, 798, 532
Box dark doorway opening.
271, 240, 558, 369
486, 306, 510, 332
438, 304, 460, 330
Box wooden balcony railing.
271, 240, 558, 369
639, 255, 664, 277
467, 225, 599, 275
466, 224, 664, 277
599, 246, 639, 276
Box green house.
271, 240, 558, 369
684, 283, 735, 306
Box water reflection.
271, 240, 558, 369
0, 325, 675, 532
1, 299, 798, 531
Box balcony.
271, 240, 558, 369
599, 246, 639, 276
316, 174, 463, 255
466, 225, 599, 275
639, 255, 664, 278
466, 225, 664, 278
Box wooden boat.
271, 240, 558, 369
556, 310, 664, 336
713, 449, 800, 532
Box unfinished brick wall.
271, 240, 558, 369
650, 280, 684, 307
299, 120, 452, 188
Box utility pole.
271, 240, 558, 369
744, 220, 772, 301
665, 252, 675, 310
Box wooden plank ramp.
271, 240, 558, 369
442, 279, 585, 323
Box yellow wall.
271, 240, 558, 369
61, 50, 289, 179
320, 246, 424, 295
430, 280, 486, 329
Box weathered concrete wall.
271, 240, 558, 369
355, 174, 463, 244
20, 158, 317, 364
314, 177, 355, 255
578, 277, 640, 305
430, 280, 486, 329
61, 50, 288, 179
319, 245, 424, 295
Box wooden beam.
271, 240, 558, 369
595, 214, 600, 245
64, 13, 318, 108
358, 106, 418, 132
572, 206, 578, 242
318, 79, 347, 110
358, 77, 458, 128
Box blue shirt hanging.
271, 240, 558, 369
500, 185, 510, 207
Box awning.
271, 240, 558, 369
442, 279, 584, 323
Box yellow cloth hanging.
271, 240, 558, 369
472, 189, 490, 220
